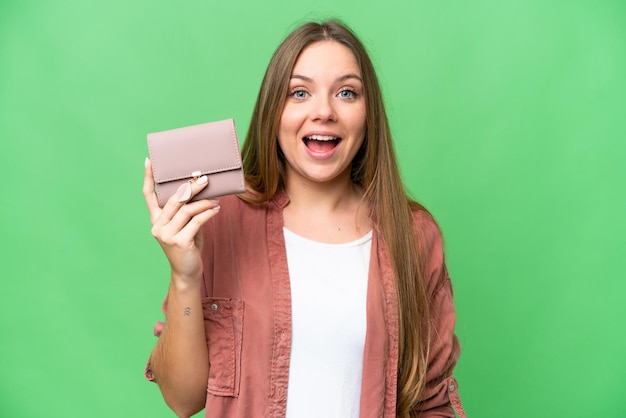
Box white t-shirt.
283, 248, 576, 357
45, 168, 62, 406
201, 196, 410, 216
283, 227, 372, 418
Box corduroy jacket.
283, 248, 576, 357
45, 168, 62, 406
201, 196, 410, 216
146, 189, 466, 417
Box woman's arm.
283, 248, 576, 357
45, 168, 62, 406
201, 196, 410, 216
149, 277, 209, 417
143, 159, 220, 417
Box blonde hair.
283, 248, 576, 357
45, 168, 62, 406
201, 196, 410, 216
241, 20, 432, 416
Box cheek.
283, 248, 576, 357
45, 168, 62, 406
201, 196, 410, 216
279, 104, 305, 135
342, 100, 366, 124
278, 112, 298, 151
348, 105, 367, 137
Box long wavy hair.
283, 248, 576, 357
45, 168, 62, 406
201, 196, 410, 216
240, 20, 431, 417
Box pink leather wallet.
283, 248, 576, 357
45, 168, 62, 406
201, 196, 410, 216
147, 118, 246, 207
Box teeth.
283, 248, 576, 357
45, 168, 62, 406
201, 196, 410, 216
306, 135, 338, 141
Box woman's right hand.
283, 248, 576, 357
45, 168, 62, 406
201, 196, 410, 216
143, 158, 221, 284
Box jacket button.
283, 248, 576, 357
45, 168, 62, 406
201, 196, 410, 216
211, 303, 218, 312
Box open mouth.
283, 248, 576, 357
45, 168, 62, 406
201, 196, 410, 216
303, 135, 342, 152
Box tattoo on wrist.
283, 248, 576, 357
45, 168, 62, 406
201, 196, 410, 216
183, 307, 191, 316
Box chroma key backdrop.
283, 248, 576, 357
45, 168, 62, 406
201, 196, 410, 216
1, 0, 625, 417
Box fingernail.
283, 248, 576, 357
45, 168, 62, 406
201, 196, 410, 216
196, 175, 208, 185
177, 183, 192, 202
144, 158, 149, 168
213, 205, 221, 212
210, 199, 220, 204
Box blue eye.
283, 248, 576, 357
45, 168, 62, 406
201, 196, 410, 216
290, 89, 308, 99
338, 89, 357, 99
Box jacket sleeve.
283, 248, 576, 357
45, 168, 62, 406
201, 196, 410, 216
412, 212, 466, 418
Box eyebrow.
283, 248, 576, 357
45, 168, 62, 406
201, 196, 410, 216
290, 73, 363, 83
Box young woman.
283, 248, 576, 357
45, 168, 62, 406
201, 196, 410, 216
143, 20, 466, 418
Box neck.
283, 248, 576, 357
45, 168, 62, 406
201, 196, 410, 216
283, 171, 361, 212
281, 169, 371, 243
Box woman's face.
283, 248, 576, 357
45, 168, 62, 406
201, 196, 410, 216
278, 41, 366, 187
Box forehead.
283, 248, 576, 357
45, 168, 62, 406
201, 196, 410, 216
291, 41, 361, 78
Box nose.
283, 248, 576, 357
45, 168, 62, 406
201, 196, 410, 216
311, 94, 337, 122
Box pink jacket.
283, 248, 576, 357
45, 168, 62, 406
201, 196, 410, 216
146, 190, 466, 417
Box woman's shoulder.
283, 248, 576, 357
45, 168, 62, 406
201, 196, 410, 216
410, 203, 443, 243
409, 204, 447, 284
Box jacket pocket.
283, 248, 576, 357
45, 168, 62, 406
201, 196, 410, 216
202, 297, 244, 397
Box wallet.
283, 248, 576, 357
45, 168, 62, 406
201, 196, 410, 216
147, 118, 246, 207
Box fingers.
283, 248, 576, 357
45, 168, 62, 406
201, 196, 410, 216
151, 200, 220, 255
143, 158, 161, 223
168, 203, 221, 245
144, 157, 220, 247
163, 198, 220, 236
157, 175, 210, 226
176, 175, 209, 204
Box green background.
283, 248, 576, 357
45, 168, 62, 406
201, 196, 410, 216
1, 0, 625, 417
